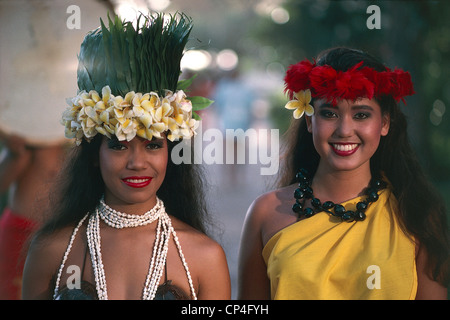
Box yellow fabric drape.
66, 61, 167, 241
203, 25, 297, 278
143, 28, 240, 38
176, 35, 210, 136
263, 187, 417, 300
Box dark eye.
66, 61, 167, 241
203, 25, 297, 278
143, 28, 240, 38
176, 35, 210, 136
354, 112, 370, 120
319, 110, 338, 118
145, 140, 164, 150
107, 139, 127, 150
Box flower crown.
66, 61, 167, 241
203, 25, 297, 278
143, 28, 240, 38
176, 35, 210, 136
61, 13, 212, 145
284, 59, 415, 119
62, 85, 208, 145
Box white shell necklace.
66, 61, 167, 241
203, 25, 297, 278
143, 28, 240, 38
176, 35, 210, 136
53, 197, 197, 300
98, 197, 162, 228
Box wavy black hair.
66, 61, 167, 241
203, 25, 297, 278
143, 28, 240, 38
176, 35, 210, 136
278, 47, 450, 286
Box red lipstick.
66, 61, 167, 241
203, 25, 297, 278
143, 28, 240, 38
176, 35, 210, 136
122, 176, 152, 188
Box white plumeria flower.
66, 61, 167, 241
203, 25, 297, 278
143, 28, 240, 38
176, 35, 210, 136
62, 86, 203, 144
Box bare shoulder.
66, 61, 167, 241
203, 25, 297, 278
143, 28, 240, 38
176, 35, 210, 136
23, 224, 82, 299
170, 217, 231, 299
27, 225, 77, 264
245, 184, 298, 246
170, 217, 226, 259
247, 185, 296, 219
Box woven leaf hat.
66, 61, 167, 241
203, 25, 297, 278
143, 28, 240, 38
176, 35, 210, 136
62, 12, 212, 144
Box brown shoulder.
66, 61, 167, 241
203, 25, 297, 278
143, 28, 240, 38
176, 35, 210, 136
170, 216, 225, 259
245, 184, 298, 246
169, 216, 231, 299
22, 223, 84, 299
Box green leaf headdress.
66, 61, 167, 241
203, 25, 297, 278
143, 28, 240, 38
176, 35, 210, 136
62, 12, 212, 145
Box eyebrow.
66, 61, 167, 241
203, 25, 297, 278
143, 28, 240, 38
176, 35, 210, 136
107, 138, 125, 148
351, 105, 374, 111
316, 102, 333, 109
317, 103, 374, 111
145, 138, 164, 145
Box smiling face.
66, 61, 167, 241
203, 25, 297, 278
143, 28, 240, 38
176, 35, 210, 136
306, 98, 390, 175
98, 135, 168, 212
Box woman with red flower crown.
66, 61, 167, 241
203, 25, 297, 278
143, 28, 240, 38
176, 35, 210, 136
238, 47, 449, 300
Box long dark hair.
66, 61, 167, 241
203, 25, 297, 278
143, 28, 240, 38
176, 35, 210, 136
38, 134, 210, 237
278, 47, 450, 285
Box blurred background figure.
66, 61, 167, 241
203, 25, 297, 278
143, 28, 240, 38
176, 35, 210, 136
0, 0, 111, 299
214, 70, 255, 134
212, 69, 256, 184
0, 134, 66, 299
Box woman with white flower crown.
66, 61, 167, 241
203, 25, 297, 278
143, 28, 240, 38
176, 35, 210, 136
238, 47, 449, 300
22, 12, 230, 300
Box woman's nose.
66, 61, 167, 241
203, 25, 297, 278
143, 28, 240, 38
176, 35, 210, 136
126, 146, 148, 170
335, 115, 354, 138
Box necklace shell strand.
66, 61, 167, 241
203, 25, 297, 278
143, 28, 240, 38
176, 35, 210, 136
53, 197, 197, 300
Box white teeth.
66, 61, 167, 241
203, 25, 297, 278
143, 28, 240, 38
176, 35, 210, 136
333, 144, 358, 151
125, 179, 149, 183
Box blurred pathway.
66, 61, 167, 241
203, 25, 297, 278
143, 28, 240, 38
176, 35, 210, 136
204, 162, 276, 299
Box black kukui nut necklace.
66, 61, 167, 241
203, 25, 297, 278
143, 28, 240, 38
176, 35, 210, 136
292, 168, 387, 222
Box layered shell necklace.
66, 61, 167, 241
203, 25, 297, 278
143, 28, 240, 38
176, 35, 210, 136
53, 196, 196, 300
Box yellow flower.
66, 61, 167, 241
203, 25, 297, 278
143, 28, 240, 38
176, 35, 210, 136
285, 89, 314, 119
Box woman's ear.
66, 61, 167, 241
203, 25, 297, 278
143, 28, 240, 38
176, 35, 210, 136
381, 113, 390, 136
305, 115, 313, 133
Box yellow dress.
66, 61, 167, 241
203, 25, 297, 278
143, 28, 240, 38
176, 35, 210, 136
263, 187, 417, 300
